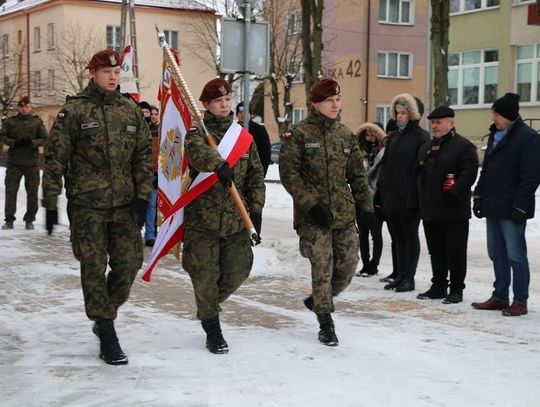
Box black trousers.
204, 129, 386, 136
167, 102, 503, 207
356, 208, 384, 267
423, 220, 469, 294
386, 214, 420, 281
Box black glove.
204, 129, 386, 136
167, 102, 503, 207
473, 199, 483, 219
152, 173, 158, 189
308, 203, 333, 228
134, 199, 148, 228
511, 208, 526, 225
216, 162, 234, 188
250, 212, 262, 236
14, 137, 31, 148
46, 209, 58, 235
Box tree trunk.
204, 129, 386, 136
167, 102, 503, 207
300, 0, 324, 105
431, 0, 450, 107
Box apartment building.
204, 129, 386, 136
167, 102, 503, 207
0, 0, 217, 128
263, 0, 430, 141
448, 0, 540, 141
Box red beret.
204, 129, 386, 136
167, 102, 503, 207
17, 96, 31, 107
199, 78, 231, 102
310, 79, 341, 103
86, 49, 121, 70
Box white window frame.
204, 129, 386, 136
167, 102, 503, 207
377, 51, 412, 79
292, 107, 304, 124
448, 49, 499, 107
106, 25, 122, 52
48, 69, 56, 94
450, 0, 500, 14
34, 70, 41, 95
289, 57, 304, 84
47, 23, 55, 49
288, 10, 302, 35
515, 44, 540, 104
378, 0, 414, 25
33, 26, 41, 51
164, 30, 179, 50
376, 105, 392, 127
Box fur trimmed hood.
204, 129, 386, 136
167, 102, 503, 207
390, 93, 424, 122
355, 122, 387, 144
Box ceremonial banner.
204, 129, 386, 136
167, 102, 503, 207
119, 44, 139, 102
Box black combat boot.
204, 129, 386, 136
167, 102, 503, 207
201, 316, 229, 354
316, 313, 338, 346
92, 319, 128, 365
394, 278, 415, 292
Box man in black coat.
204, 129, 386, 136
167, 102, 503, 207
472, 93, 540, 316
415, 106, 479, 304
236, 102, 271, 176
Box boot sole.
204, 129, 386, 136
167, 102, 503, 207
320, 340, 339, 346
100, 353, 129, 365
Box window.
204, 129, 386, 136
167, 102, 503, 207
106, 25, 122, 52
376, 106, 392, 127
516, 44, 540, 103
292, 108, 304, 124
18, 30, 22, 45
47, 23, 55, 49
288, 10, 302, 34
1, 34, 8, 58
33, 26, 41, 51
377, 51, 412, 78
288, 58, 304, 83
48, 69, 55, 93
164, 30, 178, 50
450, 0, 500, 14
379, 0, 413, 24
34, 70, 41, 94
448, 49, 498, 106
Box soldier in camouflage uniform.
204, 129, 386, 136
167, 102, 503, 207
182, 78, 265, 354
279, 79, 374, 346
42, 49, 152, 365
1, 96, 47, 230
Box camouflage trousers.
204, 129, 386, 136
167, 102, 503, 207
4, 164, 40, 223
298, 223, 359, 314
182, 228, 253, 320
71, 204, 143, 321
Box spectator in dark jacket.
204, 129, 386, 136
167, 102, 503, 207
472, 93, 540, 316
236, 102, 271, 176
415, 106, 479, 304
378, 94, 430, 292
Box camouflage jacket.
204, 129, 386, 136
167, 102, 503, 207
184, 111, 265, 236
279, 109, 373, 230
0, 113, 47, 166
42, 80, 152, 209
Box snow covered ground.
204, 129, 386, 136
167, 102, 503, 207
1, 164, 539, 407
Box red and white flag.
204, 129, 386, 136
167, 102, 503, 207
157, 63, 192, 217
140, 122, 253, 282
119, 44, 139, 102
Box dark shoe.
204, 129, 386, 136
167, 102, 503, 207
355, 264, 368, 277
502, 302, 528, 316
442, 292, 463, 304
303, 295, 314, 311
201, 316, 229, 354
394, 279, 415, 292
417, 289, 446, 300
471, 297, 509, 310
92, 320, 128, 365
384, 278, 402, 290
363, 262, 379, 277
25, 221, 34, 230
2, 221, 14, 230
316, 313, 338, 346
145, 239, 155, 247
380, 273, 397, 283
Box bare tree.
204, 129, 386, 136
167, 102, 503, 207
0, 39, 25, 118
300, 0, 324, 105
431, 0, 450, 107
46, 22, 105, 96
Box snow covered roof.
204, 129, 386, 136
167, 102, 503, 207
0, 0, 214, 17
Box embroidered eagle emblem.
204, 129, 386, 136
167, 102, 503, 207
110, 54, 117, 66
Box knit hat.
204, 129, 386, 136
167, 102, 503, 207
236, 101, 245, 114
139, 101, 151, 111
310, 79, 341, 103
492, 93, 520, 121
17, 96, 31, 107
199, 78, 231, 102
86, 49, 121, 69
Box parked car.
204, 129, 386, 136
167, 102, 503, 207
270, 142, 282, 164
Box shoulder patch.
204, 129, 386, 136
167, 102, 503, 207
56, 111, 66, 121
283, 131, 292, 141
